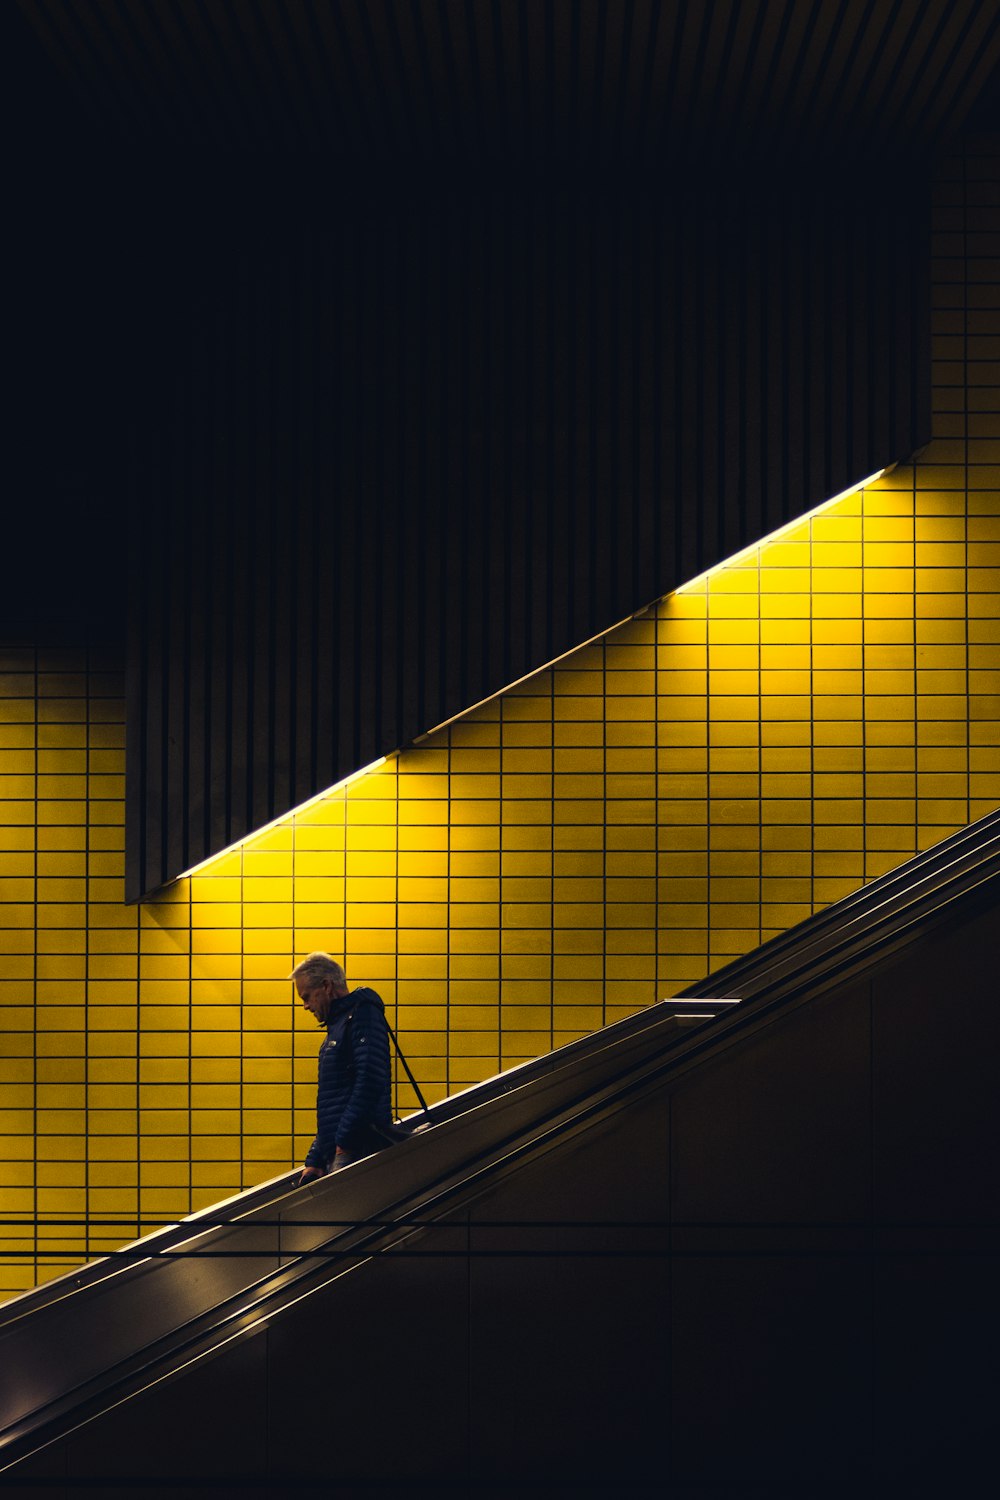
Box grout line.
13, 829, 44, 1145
963, 146, 972, 835
759, 534, 765, 952
550, 655, 556, 1050
392, 763, 399, 1121
187, 844, 193, 1217
240, 834, 247, 1197
290, 812, 296, 1180
84, 637, 91, 1261
32, 641, 39, 1290
446, 727, 452, 1103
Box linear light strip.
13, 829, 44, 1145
675, 467, 889, 594
167, 466, 888, 888
418, 468, 891, 736
173, 756, 388, 882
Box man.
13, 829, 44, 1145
290, 952, 393, 1185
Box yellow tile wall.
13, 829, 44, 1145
1, 138, 998, 1297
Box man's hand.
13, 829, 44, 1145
296, 1165, 326, 1187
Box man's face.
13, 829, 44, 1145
296, 975, 335, 1025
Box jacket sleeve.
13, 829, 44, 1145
336, 996, 391, 1147
304, 1134, 324, 1168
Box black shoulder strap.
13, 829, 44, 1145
383, 1013, 431, 1119
344, 991, 432, 1121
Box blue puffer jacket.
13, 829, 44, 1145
305, 987, 393, 1168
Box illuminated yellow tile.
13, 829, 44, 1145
181, 901, 236, 929
712, 591, 769, 621
287, 824, 345, 855
658, 645, 708, 673
185, 875, 239, 906
241, 902, 294, 928
134, 953, 188, 986
449, 721, 500, 749
710, 618, 764, 644
666, 591, 709, 621
189, 928, 241, 956
346, 770, 397, 804
706, 569, 760, 596
611, 617, 656, 648
140, 1005, 189, 1030
501, 694, 553, 724
496, 721, 548, 751
759, 567, 810, 595
552, 671, 603, 701
704, 666, 759, 697
499, 749, 552, 776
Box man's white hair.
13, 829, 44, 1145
288, 952, 347, 988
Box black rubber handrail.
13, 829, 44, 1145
0, 999, 733, 1467
6, 805, 999, 1338
0, 997, 730, 1335
4, 808, 999, 1471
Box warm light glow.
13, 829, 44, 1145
166, 469, 889, 887
676, 467, 889, 594
173, 756, 389, 882
413, 469, 890, 743
410, 622, 630, 743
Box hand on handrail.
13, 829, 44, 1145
295, 1166, 326, 1188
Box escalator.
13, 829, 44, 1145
2, 806, 998, 1492
0, 996, 736, 1476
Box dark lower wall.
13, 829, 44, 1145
10, 883, 996, 1495
127, 174, 931, 898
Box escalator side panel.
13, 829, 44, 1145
2, 866, 997, 1491
2, 1326, 269, 1491
266, 1234, 471, 1485
0, 1008, 700, 1446
871, 898, 1000, 1228
0, 1225, 281, 1438
3, 817, 999, 1487
670, 978, 871, 1228
466, 1090, 671, 1486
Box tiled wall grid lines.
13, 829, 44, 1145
1, 141, 999, 1296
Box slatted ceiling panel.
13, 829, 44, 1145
278, 7, 327, 144
9, 1, 990, 895
16, 0, 1000, 165
913, 9, 1000, 151
767, 0, 824, 129
786, 13, 858, 153
816, 1, 886, 132
693, 2, 741, 151
778, 3, 837, 147
866, 4, 938, 130
897, 4, 982, 143
122, 178, 931, 898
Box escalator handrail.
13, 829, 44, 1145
0, 998, 734, 1336
0, 1000, 733, 1461
5, 805, 999, 1332
4, 805, 1000, 1466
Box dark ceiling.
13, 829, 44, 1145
11, 0, 1000, 178
5, 1, 1000, 644
2, 4, 998, 623
5, 1, 1000, 894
